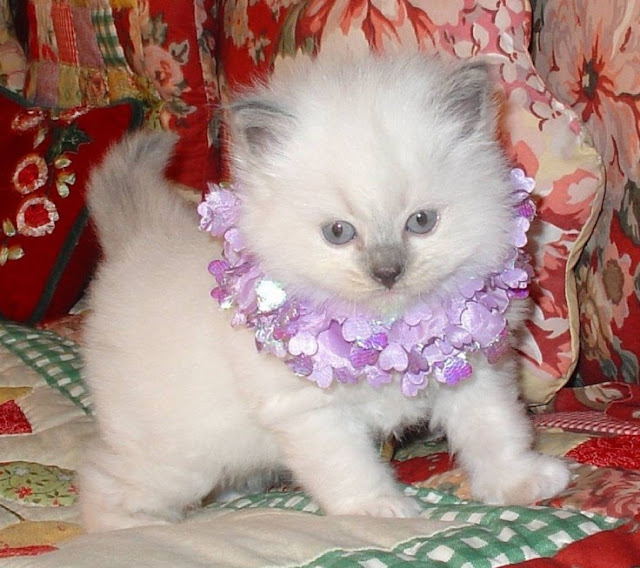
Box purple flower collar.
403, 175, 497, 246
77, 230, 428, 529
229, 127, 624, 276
198, 169, 535, 397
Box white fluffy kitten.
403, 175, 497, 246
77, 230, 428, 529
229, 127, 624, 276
79, 55, 570, 532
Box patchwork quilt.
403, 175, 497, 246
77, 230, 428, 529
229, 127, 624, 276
0, 319, 639, 567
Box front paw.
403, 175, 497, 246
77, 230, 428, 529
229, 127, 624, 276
471, 454, 571, 506
327, 493, 421, 518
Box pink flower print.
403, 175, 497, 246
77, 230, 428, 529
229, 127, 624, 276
16, 197, 59, 237
600, 241, 634, 329
11, 109, 45, 132
16, 486, 33, 499
12, 154, 48, 194
537, 0, 640, 195
143, 45, 186, 101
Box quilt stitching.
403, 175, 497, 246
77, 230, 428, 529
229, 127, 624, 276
91, 7, 127, 68
0, 322, 91, 414
211, 488, 620, 567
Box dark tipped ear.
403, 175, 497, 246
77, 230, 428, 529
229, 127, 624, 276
441, 60, 496, 138
227, 98, 296, 158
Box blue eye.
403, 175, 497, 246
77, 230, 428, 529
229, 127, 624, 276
322, 221, 356, 245
406, 210, 438, 234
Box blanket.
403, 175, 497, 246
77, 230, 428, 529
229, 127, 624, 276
1, 320, 639, 567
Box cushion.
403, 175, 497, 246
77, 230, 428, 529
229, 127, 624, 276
533, 1, 640, 386
216, 0, 604, 403
22, 0, 221, 193
0, 86, 143, 323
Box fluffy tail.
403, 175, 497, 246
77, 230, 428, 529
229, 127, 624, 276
87, 130, 188, 257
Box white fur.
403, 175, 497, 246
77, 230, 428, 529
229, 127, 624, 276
79, 55, 570, 532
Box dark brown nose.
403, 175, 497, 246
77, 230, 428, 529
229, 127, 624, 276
371, 264, 403, 289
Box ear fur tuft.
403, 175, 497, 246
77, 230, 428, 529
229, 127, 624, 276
440, 60, 496, 138
228, 98, 297, 159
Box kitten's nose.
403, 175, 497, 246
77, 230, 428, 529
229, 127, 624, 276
371, 264, 404, 289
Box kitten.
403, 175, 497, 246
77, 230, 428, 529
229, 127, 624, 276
79, 54, 570, 532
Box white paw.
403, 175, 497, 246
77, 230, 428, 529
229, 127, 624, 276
471, 454, 571, 506
327, 494, 421, 518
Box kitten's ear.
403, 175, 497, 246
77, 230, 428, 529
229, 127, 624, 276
440, 60, 496, 138
228, 98, 296, 159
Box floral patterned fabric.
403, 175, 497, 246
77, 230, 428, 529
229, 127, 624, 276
533, 1, 640, 386
217, 0, 604, 403
0, 87, 143, 323
22, 0, 220, 193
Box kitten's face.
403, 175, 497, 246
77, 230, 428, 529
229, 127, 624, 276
229, 56, 514, 318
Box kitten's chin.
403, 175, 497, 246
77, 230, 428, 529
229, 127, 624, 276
342, 289, 418, 321
365, 292, 416, 320
299, 285, 414, 321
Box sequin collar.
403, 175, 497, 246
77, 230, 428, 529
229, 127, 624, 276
198, 169, 535, 397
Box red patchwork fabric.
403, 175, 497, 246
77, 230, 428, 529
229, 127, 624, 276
23, 0, 222, 193
392, 453, 453, 484
567, 436, 640, 470
0, 401, 32, 435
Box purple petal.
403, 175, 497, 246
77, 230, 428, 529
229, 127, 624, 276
363, 332, 389, 351
512, 216, 530, 248
444, 325, 473, 349
476, 289, 510, 311
416, 307, 449, 338
422, 341, 447, 366
349, 347, 379, 369
211, 286, 230, 304
198, 187, 240, 236
407, 349, 430, 374
461, 303, 506, 348
457, 276, 485, 299
288, 354, 313, 376
510, 168, 535, 193
318, 321, 352, 359
364, 366, 392, 387
501, 268, 529, 289
439, 339, 455, 356
401, 374, 424, 397
485, 330, 509, 364
404, 303, 432, 326
378, 344, 409, 372
516, 199, 536, 220
288, 331, 319, 356
342, 317, 372, 342
509, 288, 530, 300
208, 260, 229, 283
224, 227, 245, 252
309, 365, 333, 388
333, 367, 359, 384
442, 357, 473, 385
405, 370, 428, 386
388, 321, 426, 349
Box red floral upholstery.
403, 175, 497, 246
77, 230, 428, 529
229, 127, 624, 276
534, 0, 640, 386
0, 87, 143, 323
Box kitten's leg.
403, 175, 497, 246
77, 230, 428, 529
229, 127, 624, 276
78, 441, 215, 532
265, 405, 420, 518
430, 355, 571, 505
